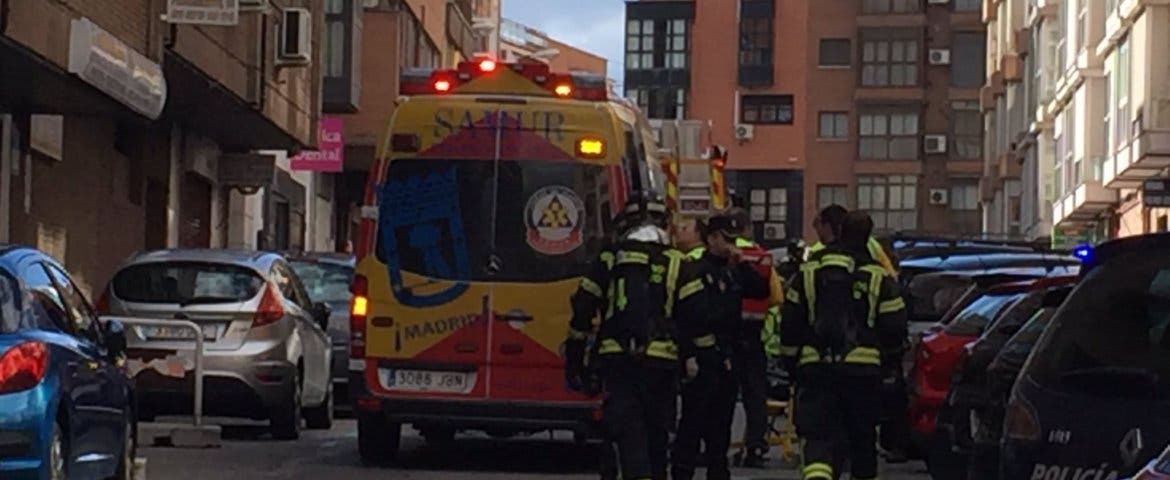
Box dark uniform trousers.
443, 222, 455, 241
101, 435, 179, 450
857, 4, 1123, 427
600, 359, 678, 480
672, 351, 737, 480
793, 368, 882, 480
878, 364, 910, 455
734, 332, 769, 454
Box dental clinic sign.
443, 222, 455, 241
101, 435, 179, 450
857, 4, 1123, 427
290, 117, 344, 172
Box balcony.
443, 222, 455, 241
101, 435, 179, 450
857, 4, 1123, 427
1052, 180, 1118, 227
1001, 53, 1023, 82
998, 152, 1023, 179
1103, 128, 1170, 188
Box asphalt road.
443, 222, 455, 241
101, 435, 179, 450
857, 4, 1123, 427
141, 418, 932, 480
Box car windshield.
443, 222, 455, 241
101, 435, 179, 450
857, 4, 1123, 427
289, 261, 353, 304
999, 307, 1057, 360
985, 289, 1045, 339
1029, 250, 1170, 400
943, 291, 1022, 337
112, 262, 265, 305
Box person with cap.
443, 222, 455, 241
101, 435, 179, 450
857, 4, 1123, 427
671, 210, 771, 480
780, 211, 908, 480
723, 207, 784, 468
563, 191, 709, 480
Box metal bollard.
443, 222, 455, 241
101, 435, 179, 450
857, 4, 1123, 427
104, 316, 205, 427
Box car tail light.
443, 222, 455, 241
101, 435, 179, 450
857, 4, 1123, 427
350, 274, 369, 359
252, 285, 285, 328
94, 290, 110, 315
0, 342, 49, 394
1004, 398, 1041, 441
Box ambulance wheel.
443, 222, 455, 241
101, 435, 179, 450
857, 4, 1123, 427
358, 414, 400, 466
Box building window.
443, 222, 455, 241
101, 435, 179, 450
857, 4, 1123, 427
857, 175, 918, 232
819, 38, 851, 67
951, 32, 986, 87
1076, 0, 1087, 53
741, 95, 794, 125
861, 0, 921, 14
950, 183, 979, 210
1113, 38, 1131, 151
861, 34, 919, 87
625, 19, 654, 70
817, 185, 848, 209
954, 0, 981, 11
401, 11, 439, 69
666, 19, 688, 69
739, 7, 773, 67
859, 111, 919, 160
818, 112, 849, 139
952, 101, 982, 159
750, 188, 788, 222
628, 87, 685, 120
324, 0, 345, 77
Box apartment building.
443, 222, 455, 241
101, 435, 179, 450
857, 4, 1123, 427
0, 0, 334, 295
499, 18, 607, 75
985, 0, 1170, 246
625, 0, 987, 243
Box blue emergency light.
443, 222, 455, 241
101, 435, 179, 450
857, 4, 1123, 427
1072, 244, 1093, 262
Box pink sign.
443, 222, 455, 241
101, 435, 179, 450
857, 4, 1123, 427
291, 116, 344, 172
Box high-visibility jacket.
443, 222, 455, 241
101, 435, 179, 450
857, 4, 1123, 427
808, 238, 897, 278
686, 246, 705, 260
735, 238, 784, 357
569, 239, 711, 364
779, 248, 907, 370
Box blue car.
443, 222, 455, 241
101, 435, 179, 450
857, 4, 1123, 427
0, 247, 135, 480
1003, 234, 1170, 479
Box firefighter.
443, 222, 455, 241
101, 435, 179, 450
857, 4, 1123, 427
807, 205, 897, 278
726, 208, 784, 468
780, 211, 908, 480
563, 191, 708, 480
673, 216, 706, 259
672, 212, 771, 480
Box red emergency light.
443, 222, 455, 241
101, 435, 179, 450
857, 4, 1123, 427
399, 61, 609, 101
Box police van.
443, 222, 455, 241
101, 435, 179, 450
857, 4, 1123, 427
1002, 234, 1170, 479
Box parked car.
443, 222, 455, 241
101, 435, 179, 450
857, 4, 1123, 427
932, 278, 1076, 478
898, 252, 1080, 289
99, 249, 334, 440
287, 253, 354, 408
966, 287, 1069, 480
1003, 234, 1170, 479
0, 246, 136, 479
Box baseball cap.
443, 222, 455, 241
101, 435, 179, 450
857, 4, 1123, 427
705, 214, 742, 240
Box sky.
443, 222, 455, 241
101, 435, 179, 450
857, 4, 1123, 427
501, 0, 627, 88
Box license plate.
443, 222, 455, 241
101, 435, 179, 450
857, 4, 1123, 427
139, 324, 218, 340
378, 368, 474, 393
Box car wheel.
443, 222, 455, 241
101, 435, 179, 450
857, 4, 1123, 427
49, 421, 67, 480
304, 383, 334, 430
271, 372, 303, 440
108, 415, 136, 480
357, 414, 401, 466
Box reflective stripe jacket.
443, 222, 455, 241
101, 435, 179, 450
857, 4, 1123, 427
695, 250, 772, 358
778, 248, 907, 371
568, 239, 710, 365
735, 238, 784, 357
808, 238, 897, 279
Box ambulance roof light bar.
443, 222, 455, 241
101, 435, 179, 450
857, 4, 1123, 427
399, 62, 610, 101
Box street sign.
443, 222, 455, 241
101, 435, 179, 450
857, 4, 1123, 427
290, 117, 344, 172
1143, 178, 1170, 207
165, 0, 240, 26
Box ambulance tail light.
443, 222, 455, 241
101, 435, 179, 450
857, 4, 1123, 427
399, 62, 610, 101
350, 274, 369, 359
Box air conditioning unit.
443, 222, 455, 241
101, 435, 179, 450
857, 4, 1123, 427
927, 0, 950, 4
734, 124, 754, 141
925, 134, 948, 154
929, 188, 949, 205
929, 48, 952, 65
277, 8, 312, 66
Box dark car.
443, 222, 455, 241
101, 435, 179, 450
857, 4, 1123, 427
1003, 234, 1170, 480
966, 288, 1068, 479
933, 279, 1076, 478
899, 252, 1080, 290
287, 253, 354, 408
0, 246, 136, 480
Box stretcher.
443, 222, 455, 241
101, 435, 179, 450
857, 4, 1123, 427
731, 394, 800, 467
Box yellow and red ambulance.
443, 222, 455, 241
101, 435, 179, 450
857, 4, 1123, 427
348, 59, 663, 462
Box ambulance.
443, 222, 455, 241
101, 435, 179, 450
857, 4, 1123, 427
348, 59, 664, 463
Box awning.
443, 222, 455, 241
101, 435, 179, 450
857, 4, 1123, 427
0, 35, 146, 124
161, 51, 304, 152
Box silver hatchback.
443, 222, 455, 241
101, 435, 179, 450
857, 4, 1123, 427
100, 249, 333, 440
